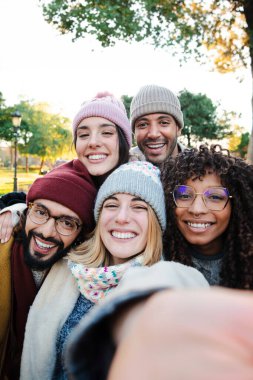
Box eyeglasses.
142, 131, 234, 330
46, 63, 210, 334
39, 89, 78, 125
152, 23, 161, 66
28, 202, 82, 236
172, 185, 232, 211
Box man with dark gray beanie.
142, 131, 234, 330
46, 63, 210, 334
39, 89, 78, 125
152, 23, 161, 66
130, 84, 185, 165
0, 160, 97, 380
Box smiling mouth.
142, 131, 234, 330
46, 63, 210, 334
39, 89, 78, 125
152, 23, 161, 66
186, 222, 213, 229
34, 237, 57, 251
87, 154, 107, 161
111, 231, 136, 239
146, 143, 166, 150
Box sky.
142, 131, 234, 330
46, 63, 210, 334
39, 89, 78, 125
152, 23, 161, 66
0, 0, 252, 132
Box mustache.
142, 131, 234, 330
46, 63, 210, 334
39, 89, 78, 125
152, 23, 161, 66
143, 138, 167, 144
31, 231, 62, 246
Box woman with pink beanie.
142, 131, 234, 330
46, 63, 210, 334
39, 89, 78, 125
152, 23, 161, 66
72, 91, 131, 186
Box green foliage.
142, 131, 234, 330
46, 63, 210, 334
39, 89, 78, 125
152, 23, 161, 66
39, 0, 252, 72
179, 90, 232, 147
39, 0, 253, 161
121, 95, 133, 118
237, 132, 250, 158
0, 95, 72, 170
39, 0, 253, 162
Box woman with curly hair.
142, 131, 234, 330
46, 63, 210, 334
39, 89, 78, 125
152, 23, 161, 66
161, 144, 253, 289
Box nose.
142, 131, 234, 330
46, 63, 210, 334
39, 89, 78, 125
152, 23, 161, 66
147, 123, 161, 139
88, 131, 101, 148
39, 218, 58, 238
188, 194, 208, 215
115, 205, 130, 224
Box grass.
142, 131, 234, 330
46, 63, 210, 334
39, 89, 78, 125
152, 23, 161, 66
0, 168, 42, 195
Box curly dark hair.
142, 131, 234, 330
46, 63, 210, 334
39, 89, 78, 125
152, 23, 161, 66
161, 144, 253, 289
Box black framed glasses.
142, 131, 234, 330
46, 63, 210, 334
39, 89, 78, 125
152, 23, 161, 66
172, 185, 232, 211
28, 202, 82, 236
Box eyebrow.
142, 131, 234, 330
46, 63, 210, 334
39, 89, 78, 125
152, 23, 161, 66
131, 197, 145, 202
136, 114, 172, 122
104, 196, 145, 202
33, 202, 81, 223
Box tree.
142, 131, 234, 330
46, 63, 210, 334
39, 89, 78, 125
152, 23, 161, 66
179, 90, 232, 147
228, 124, 244, 152
0, 96, 72, 172
121, 94, 137, 145
0, 93, 16, 142
39, 0, 253, 161
236, 131, 250, 158
23, 103, 72, 172
121, 95, 132, 118
228, 124, 250, 157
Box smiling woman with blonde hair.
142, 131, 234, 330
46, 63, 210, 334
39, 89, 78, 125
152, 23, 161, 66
21, 160, 166, 380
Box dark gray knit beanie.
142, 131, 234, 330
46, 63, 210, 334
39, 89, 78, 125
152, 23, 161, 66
130, 84, 184, 130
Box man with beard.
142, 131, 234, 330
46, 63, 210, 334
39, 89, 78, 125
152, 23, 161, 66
129, 84, 185, 165
0, 159, 97, 380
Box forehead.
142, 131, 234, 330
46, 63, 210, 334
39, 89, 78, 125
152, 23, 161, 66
33, 199, 80, 219
77, 116, 116, 130
186, 173, 222, 189
135, 113, 175, 123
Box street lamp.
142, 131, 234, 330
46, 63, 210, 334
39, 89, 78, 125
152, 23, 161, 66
11, 110, 22, 191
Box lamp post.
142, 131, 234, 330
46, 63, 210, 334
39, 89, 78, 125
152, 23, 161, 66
11, 110, 22, 191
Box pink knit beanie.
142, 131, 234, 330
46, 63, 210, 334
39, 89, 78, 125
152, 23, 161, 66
72, 92, 132, 147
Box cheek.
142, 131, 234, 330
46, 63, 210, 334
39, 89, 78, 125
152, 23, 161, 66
139, 216, 149, 240
99, 212, 111, 231
218, 205, 232, 232
62, 232, 79, 248
135, 130, 145, 143
75, 139, 87, 157
25, 217, 35, 236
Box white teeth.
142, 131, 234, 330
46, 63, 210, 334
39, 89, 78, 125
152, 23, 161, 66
147, 144, 164, 149
88, 154, 106, 160
187, 222, 211, 228
111, 231, 136, 239
35, 238, 55, 249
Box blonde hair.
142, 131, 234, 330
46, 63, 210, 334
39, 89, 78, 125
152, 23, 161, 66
68, 204, 162, 267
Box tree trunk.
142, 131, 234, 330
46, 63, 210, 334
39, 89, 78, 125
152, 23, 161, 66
246, 61, 253, 163
39, 157, 45, 174
25, 155, 29, 172
187, 132, 191, 147
245, 0, 253, 163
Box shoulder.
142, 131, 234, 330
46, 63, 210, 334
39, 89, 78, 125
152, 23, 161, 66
129, 146, 146, 161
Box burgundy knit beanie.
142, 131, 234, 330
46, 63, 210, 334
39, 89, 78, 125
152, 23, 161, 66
72, 92, 132, 147
27, 160, 97, 230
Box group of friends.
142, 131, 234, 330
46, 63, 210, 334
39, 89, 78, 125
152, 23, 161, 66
0, 84, 253, 380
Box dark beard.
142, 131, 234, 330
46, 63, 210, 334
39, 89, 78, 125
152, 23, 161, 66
21, 229, 72, 271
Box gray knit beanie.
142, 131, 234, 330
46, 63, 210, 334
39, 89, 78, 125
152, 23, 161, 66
94, 161, 166, 232
130, 84, 184, 130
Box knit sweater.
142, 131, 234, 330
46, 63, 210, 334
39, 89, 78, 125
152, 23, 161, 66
53, 294, 94, 380
191, 249, 224, 286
